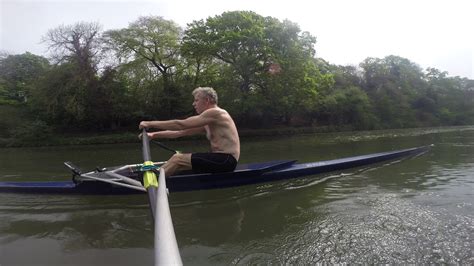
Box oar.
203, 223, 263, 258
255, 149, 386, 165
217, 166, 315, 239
142, 128, 158, 218
141, 129, 182, 265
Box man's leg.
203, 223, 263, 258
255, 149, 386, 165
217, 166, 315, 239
162, 153, 192, 177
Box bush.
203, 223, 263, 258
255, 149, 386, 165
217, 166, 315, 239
0, 104, 25, 137
10, 120, 53, 142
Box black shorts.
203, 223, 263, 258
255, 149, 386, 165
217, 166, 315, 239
191, 153, 238, 173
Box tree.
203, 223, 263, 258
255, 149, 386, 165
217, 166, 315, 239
331, 64, 364, 90
359, 55, 427, 128
424, 68, 474, 125
0, 52, 50, 103
43, 22, 102, 77
39, 22, 111, 129
104, 16, 185, 117
316, 86, 376, 129
183, 11, 331, 126
184, 11, 292, 94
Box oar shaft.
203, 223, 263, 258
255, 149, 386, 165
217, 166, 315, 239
155, 168, 182, 265
141, 128, 182, 265
142, 129, 157, 219
142, 129, 152, 161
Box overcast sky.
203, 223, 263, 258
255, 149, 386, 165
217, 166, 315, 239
1, 0, 473, 79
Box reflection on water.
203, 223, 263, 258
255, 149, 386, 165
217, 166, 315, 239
0, 194, 156, 265
0, 126, 473, 264
0, 195, 152, 247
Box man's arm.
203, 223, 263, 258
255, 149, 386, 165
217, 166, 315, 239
140, 109, 218, 131
148, 127, 205, 139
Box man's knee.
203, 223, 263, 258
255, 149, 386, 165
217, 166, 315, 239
167, 154, 179, 164
168, 153, 191, 168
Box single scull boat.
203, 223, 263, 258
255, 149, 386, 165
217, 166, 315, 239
0, 145, 432, 194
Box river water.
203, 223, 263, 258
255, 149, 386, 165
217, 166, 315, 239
0, 127, 473, 265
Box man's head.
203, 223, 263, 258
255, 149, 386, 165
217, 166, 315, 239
192, 87, 218, 114
192, 87, 218, 104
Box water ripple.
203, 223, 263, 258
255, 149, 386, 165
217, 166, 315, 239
225, 192, 473, 264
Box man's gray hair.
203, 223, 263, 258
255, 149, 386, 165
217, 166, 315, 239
192, 87, 218, 104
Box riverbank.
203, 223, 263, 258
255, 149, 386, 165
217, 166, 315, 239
1, 125, 474, 148
0, 125, 336, 147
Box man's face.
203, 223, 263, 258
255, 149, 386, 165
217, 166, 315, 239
193, 93, 208, 114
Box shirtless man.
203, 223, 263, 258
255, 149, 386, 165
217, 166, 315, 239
139, 87, 240, 177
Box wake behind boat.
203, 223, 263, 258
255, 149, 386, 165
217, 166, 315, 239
0, 145, 432, 194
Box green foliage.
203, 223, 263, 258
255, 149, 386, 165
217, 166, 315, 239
104, 16, 186, 118
2, 12, 473, 141
28, 63, 82, 125
182, 11, 330, 127
0, 105, 25, 137
315, 86, 377, 129
359, 55, 427, 128
0, 52, 50, 103
183, 11, 276, 94
10, 120, 52, 142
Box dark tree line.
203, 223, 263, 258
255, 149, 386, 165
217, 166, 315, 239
1, 11, 473, 139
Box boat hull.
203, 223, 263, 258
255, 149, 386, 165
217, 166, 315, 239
0, 145, 431, 194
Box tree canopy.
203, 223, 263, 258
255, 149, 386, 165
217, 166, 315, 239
1, 11, 473, 136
